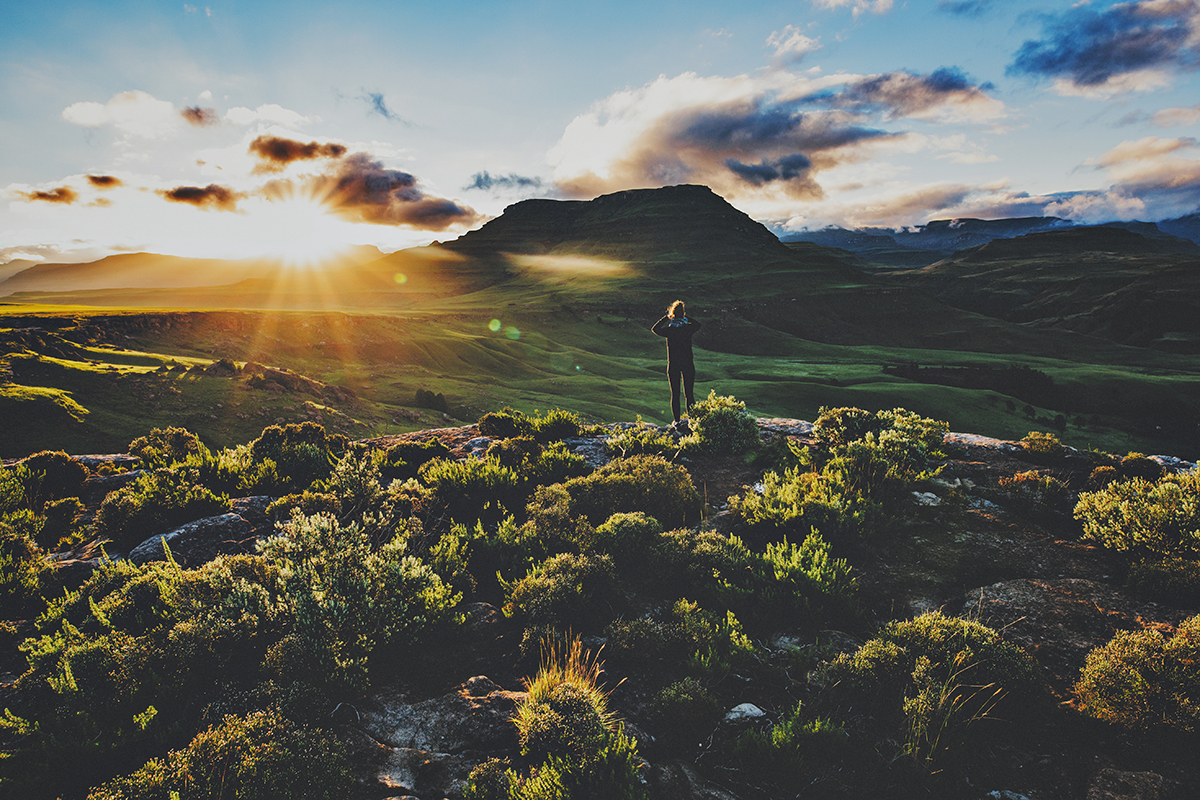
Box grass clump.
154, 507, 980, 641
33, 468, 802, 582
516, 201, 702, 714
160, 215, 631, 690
1075, 614, 1200, 732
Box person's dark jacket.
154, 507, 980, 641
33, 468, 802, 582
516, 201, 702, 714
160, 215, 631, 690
651, 315, 701, 369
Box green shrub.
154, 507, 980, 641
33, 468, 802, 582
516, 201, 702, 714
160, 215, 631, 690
679, 391, 760, 455
728, 465, 885, 544
1020, 431, 1064, 462
1075, 614, 1200, 732
0, 465, 28, 514
506, 552, 620, 632
94, 468, 230, 550
588, 512, 663, 575
128, 427, 203, 470
819, 612, 1043, 770
529, 441, 592, 486
1074, 470, 1200, 559
316, 450, 385, 516
382, 437, 453, 482
1088, 465, 1120, 489
0, 517, 51, 615
996, 470, 1072, 520
725, 703, 849, 781
531, 408, 583, 443
39, 496, 85, 548
604, 420, 678, 458
1127, 558, 1200, 607
19, 450, 88, 505
479, 407, 534, 439
565, 455, 700, 529
487, 435, 544, 472
419, 456, 522, 525
86, 709, 351, 800
1120, 452, 1164, 481
607, 599, 755, 680
813, 406, 883, 449
258, 511, 459, 691
648, 678, 723, 754
248, 422, 338, 493
266, 490, 342, 521
463, 758, 517, 800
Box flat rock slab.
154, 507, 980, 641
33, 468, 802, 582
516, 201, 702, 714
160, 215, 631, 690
960, 578, 1193, 695
360, 680, 526, 755
128, 512, 252, 567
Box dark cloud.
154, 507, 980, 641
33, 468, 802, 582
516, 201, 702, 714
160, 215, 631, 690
724, 154, 812, 186
361, 91, 411, 124
808, 68, 997, 119
159, 184, 242, 211
937, 0, 992, 16
248, 135, 348, 173
1007, 1, 1200, 88
20, 186, 78, 204
316, 153, 480, 229
181, 106, 220, 126
86, 174, 122, 188
464, 171, 544, 191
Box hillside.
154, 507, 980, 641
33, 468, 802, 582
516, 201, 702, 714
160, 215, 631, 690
889, 226, 1200, 352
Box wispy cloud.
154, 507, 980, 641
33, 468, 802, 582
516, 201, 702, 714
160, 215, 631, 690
181, 106, 220, 127
1152, 103, 1200, 126
224, 103, 310, 127
804, 67, 1002, 121
464, 171, 544, 191
767, 25, 821, 65
248, 135, 348, 173
159, 184, 243, 211
937, 0, 992, 17
812, 0, 893, 16
360, 91, 411, 124
18, 186, 78, 204
1008, 0, 1200, 96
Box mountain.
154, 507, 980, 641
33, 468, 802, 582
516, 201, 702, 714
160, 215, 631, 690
889, 226, 1200, 351
0, 246, 385, 296
1158, 211, 1200, 245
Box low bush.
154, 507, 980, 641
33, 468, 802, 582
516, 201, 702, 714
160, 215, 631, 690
128, 427, 203, 470
724, 703, 849, 782
506, 552, 621, 632
86, 709, 351, 800
604, 420, 679, 458
266, 490, 342, 521
19, 450, 87, 506
381, 437, 452, 482
1074, 470, 1200, 559
0, 517, 51, 615
565, 454, 700, 529
1120, 452, 1164, 481
478, 407, 535, 439
606, 599, 756, 681
819, 612, 1043, 771
729, 465, 885, 545
1087, 465, 1120, 490
94, 468, 230, 551
996, 470, 1072, 520
813, 406, 883, 449
1126, 557, 1200, 607
1020, 431, 1064, 462
680, 391, 760, 455
419, 456, 522, 525
648, 677, 723, 754
531, 408, 583, 443
248, 422, 339, 493
1075, 614, 1200, 732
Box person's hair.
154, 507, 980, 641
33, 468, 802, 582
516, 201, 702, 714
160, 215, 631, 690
667, 300, 685, 318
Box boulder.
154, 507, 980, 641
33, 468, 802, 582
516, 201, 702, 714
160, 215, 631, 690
359, 678, 525, 754
128, 512, 252, 567
645, 762, 740, 800
1086, 768, 1169, 800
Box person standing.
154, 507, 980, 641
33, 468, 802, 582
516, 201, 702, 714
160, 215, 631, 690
651, 300, 701, 429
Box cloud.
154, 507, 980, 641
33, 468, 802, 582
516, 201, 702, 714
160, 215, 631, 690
224, 104, 310, 127
767, 26, 822, 65
248, 135, 348, 173
181, 106, 220, 127
807, 67, 1002, 120
1152, 103, 1200, 126
360, 91, 411, 124
86, 174, 123, 188
549, 69, 1002, 203
309, 153, 480, 229
62, 90, 183, 138
937, 0, 992, 16
812, 0, 893, 16
158, 184, 242, 211
18, 186, 78, 204
464, 171, 545, 191
1007, 0, 1200, 94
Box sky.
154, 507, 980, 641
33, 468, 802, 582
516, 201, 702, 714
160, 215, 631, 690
3, 0, 1200, 265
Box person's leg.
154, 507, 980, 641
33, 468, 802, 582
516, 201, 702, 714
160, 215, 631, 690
681, 363, 696, 415
667, 367, 682, 422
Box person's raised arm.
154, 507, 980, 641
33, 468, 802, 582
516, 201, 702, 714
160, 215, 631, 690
651, 316, 670, 336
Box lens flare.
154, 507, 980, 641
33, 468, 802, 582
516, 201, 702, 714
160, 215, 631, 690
505, 326, 521, 340
488, 319, 502, 332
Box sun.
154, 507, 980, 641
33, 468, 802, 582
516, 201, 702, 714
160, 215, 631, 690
253, 190, 356, 268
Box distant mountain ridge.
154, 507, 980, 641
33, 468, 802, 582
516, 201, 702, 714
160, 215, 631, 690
785, 211, 1200, 267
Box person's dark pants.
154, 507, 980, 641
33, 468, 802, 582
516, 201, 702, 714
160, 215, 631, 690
667, 362, 696, 422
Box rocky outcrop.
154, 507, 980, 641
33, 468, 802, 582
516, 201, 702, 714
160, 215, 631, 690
128, 513, 253, 567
